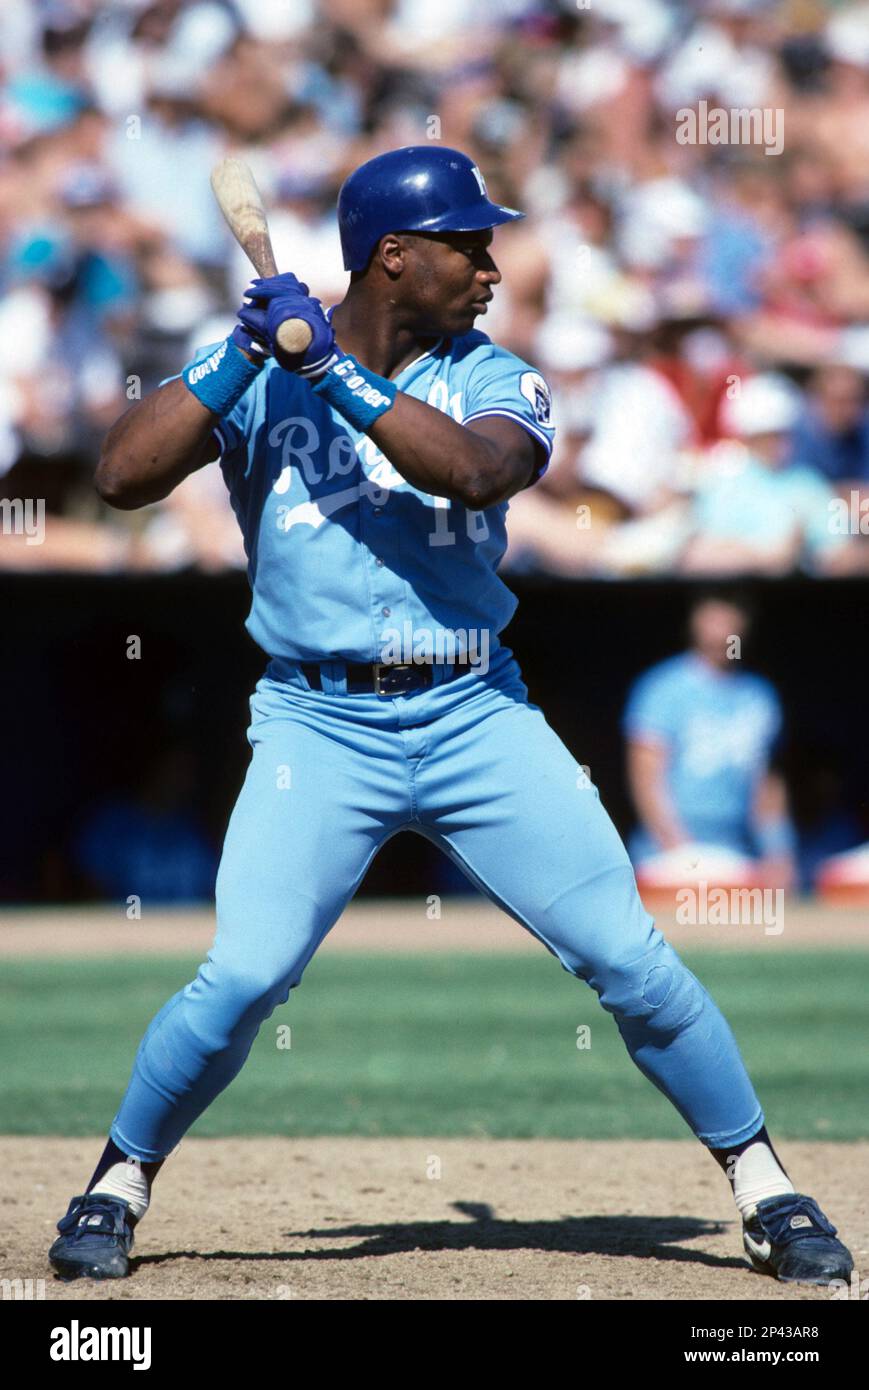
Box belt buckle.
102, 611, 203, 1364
373, 662, 417, 696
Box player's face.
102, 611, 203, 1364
690, 601, 749, 665
399, 229, 501, 335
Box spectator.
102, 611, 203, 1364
790, 363, 869, 485
576, 286, 695, 521
679, 373, 854, 576
503, 315, 614, 577
1, 0, 869, 576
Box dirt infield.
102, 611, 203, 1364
4, 903, 866, 1301
4, 1137, 865, 1301
0, 897, 865, 958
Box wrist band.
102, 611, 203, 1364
755, 818, 796, 858
182, 337, 263, 416
312, 352, 397, 431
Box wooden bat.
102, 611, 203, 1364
210, 157, 313, 356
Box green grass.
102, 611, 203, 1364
1, 952, 866, 1140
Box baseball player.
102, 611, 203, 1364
49, 147, 851, 1288
625, 592, 797, 883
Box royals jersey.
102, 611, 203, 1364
623, 652, 783, 849
187, 329, 554, 663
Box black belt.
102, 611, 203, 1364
301, 659, 472, 696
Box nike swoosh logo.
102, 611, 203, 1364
744, 1230, 772, 1262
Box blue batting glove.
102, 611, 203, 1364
235, 272, 337, 379
230, 318, 269, 361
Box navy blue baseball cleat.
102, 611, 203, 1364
49, 1193, 135, 1281
742, 1193, 853, 1285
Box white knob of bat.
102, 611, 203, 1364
276, 319, 314, 355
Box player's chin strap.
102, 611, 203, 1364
311, 351, 397, 432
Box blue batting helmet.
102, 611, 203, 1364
337, 146, 524, 272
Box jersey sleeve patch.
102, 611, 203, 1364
459, 343, 556, 488
520, 371, 552, 427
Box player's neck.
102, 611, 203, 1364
692, 649, 732, 675
330, 292, 440, 381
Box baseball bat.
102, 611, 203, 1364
210, 157, 313, 356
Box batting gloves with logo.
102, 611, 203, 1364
234, 272, 337, 379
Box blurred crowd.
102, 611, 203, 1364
2, 0, 869, 576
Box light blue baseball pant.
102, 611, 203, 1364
110, 644, 764, 1159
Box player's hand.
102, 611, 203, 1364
233, 272, 337, 379
759, 854, 797, 892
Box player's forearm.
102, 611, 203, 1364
627, 742, 688, 849
96, 379, 219, 510
366, 393, 512, 508
752, 773, 797, 860
634, 791, 689, 850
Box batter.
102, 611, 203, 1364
48, 147, 851, 1289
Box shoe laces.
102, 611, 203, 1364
57, 1194, 131, 1243
753, 1194, 838, 1245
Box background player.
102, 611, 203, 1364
47, 147, 851, 1289
625, 592, 797, 887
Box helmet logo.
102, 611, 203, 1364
470, 164, 487, 197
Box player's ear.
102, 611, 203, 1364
378, 233, 412, 278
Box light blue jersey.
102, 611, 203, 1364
196, 329, 554, 662
113, 331, 767, 1169
691, 456, 848, 568
623, 652, 782, 856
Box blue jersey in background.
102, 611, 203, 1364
623, 652, 782, 860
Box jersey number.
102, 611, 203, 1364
429, 496, 490, 547
425, 383, 489, 545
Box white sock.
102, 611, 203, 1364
730, 1141, 794, 1220
90, 1159, 150, 1223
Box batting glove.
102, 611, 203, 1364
234, 272, 337, 379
